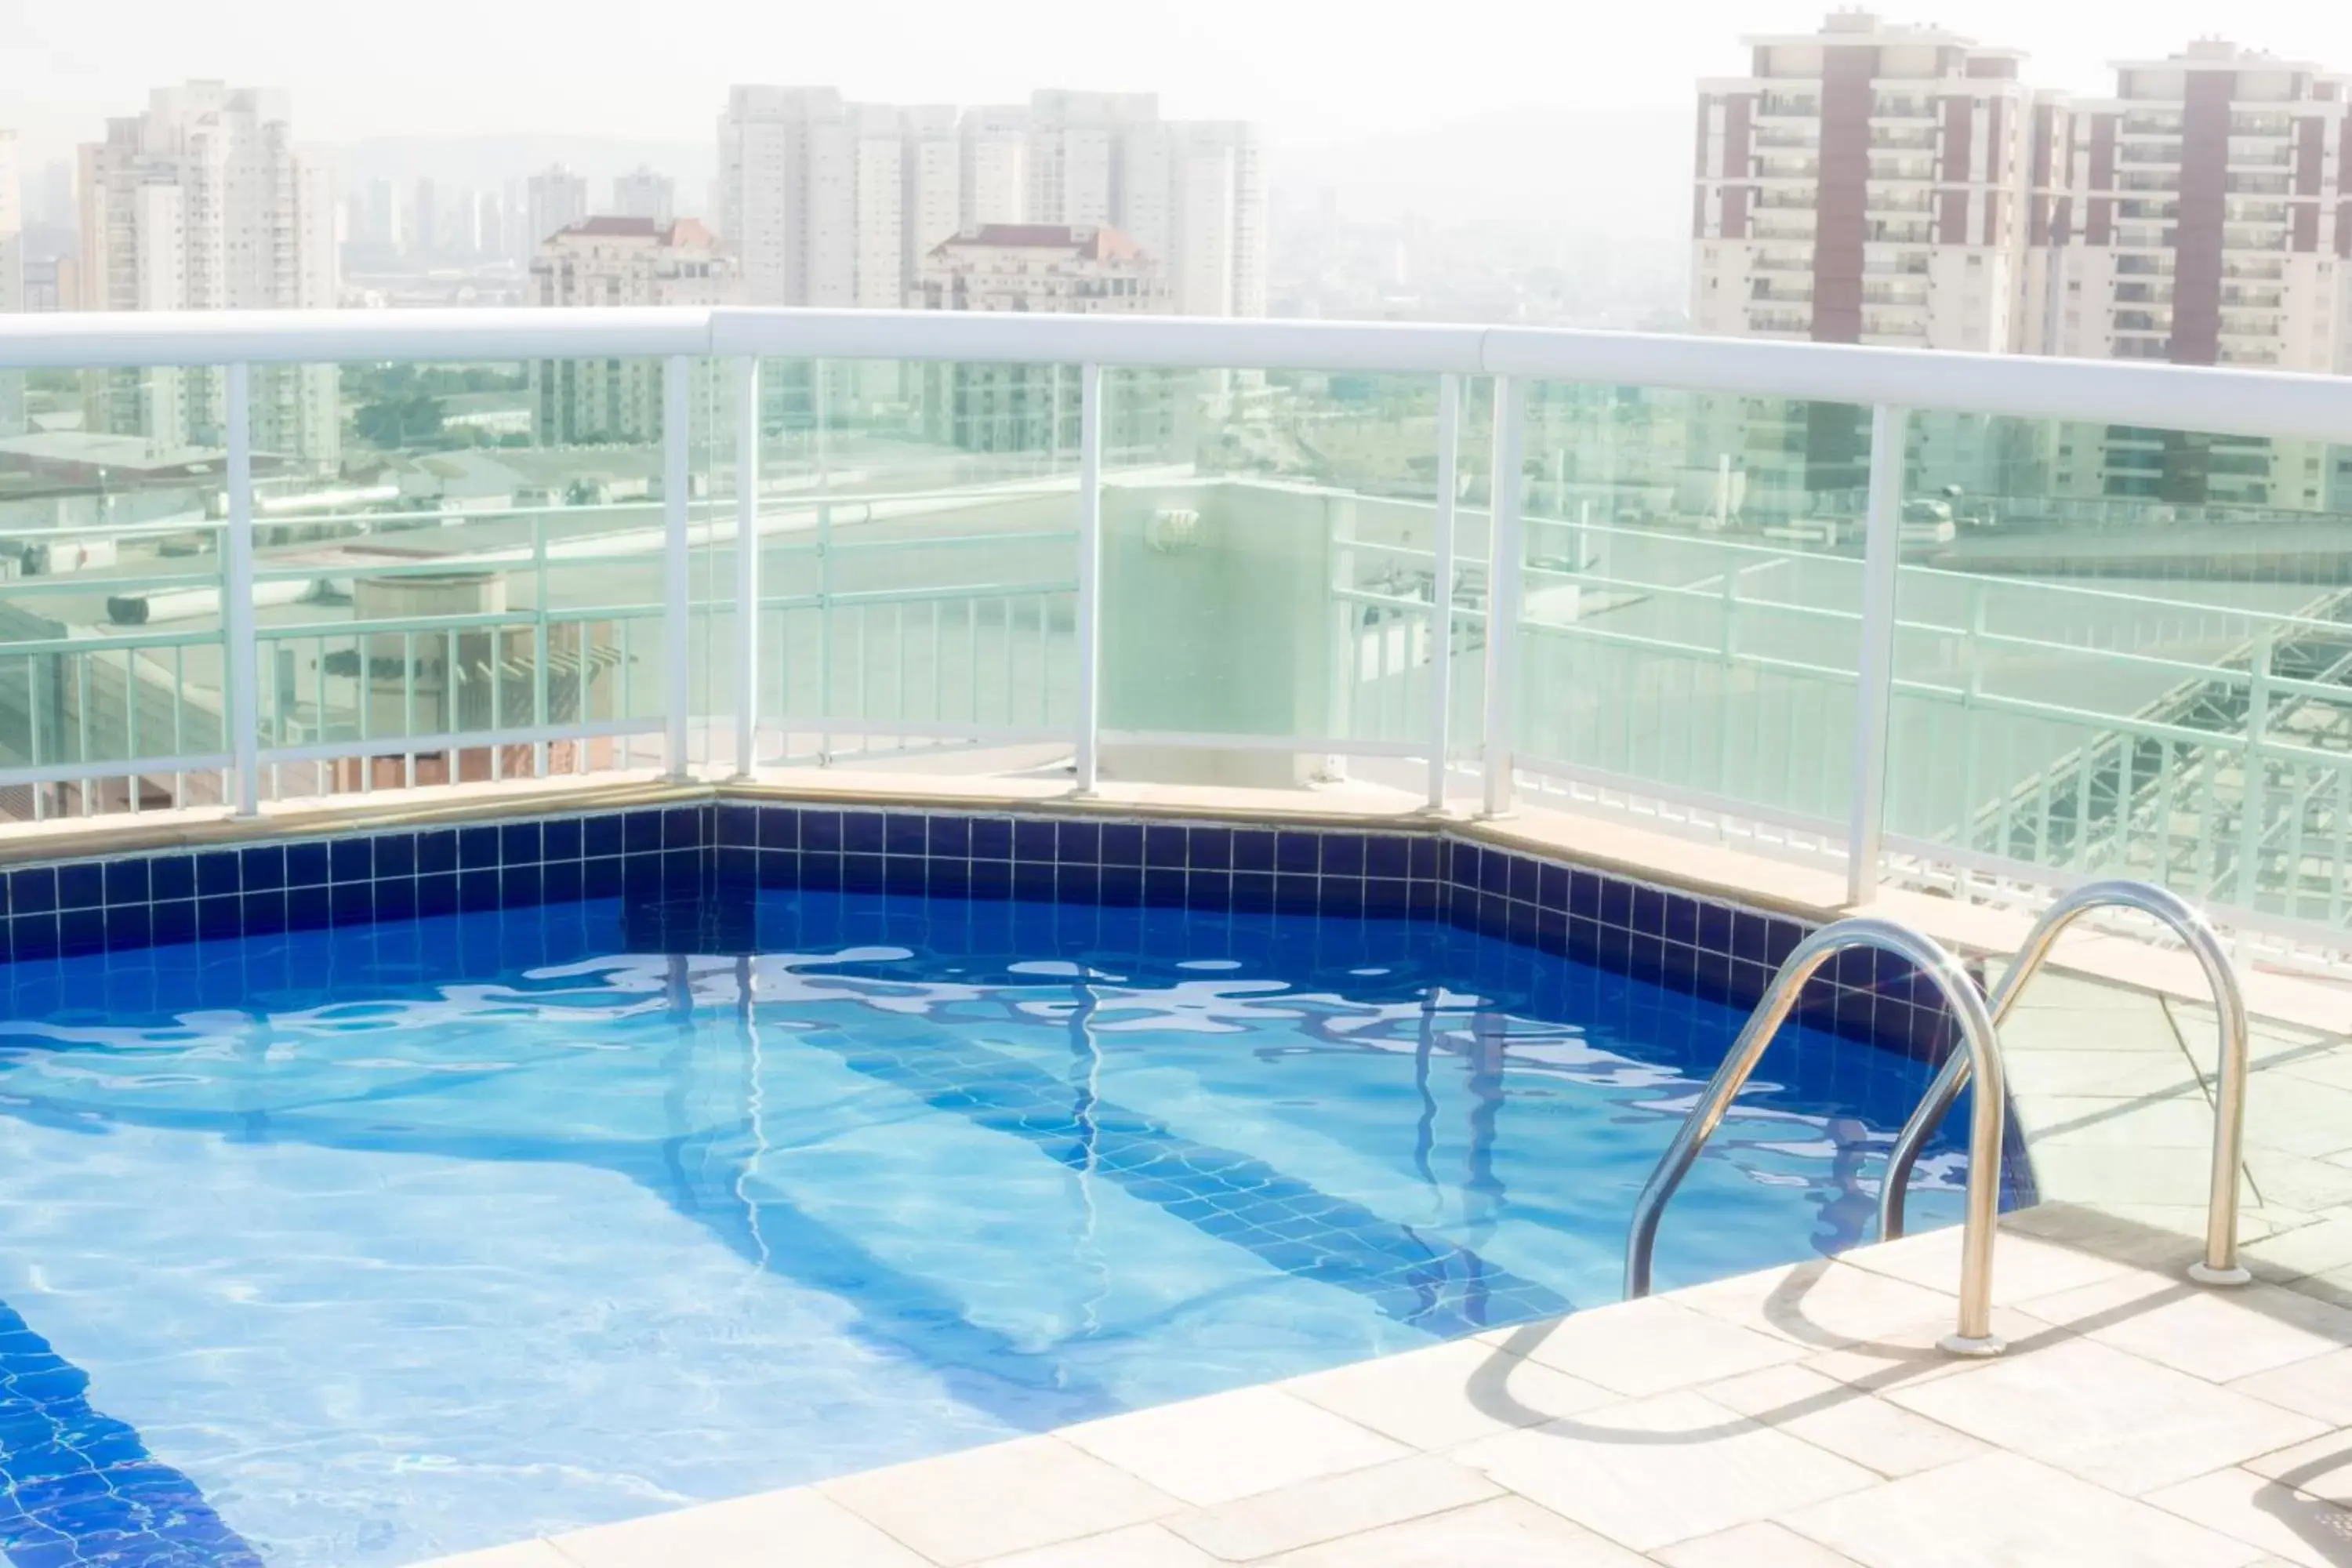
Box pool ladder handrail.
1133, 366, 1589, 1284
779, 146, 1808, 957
1625, 916, 2009, 1356
1878, 878, 2252, 1287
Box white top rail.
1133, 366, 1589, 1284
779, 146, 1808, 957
2, 307, 2350, 447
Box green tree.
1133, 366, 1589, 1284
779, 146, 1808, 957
354, 394, 448, 448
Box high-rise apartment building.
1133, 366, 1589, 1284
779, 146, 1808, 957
78, 83, 339, 467
960, 107, 1029, 229
716, 86, 845, 306
0, 131, 23, 435
1692, 13, 2038, 352
411, 177, 440, 263
529, 216, 739, 444
900, 107, 964, 299
612, 167, 675, 226
2038, 42, 2350, 507
1024, 92, 1267, 318
909, 223, 1168, 313
1693, 16, 2352, 511
477, 189, 507, 263
525, 166, 590, 252
909, 224, 1174, 452
2042, 40, 2349, 371
717, 85, 1265, 318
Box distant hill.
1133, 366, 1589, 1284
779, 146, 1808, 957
1272, 107, 1692, 241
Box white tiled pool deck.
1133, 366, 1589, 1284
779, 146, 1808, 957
416, 1210, 2352, 1568
411, 964, 2352, 1568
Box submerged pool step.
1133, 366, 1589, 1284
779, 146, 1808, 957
789, 1008, 1575, 1337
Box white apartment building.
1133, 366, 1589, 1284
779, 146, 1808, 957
529, 216, 739, 445
0, 130, 21, 434
1025, 92, 1267, 318
612, 168, 675, 226
909, 223, 1173, 452
901, 107, 963, 302
960, 107, 1029, 229
717, 85, 1266, 319
78, 82, 339, 468
525, 166, 590, 252
717, 86, 850, 307
909, 223, 1169, 313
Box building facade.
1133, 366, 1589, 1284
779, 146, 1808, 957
717, 85, 1266, 319
909, 223, 1176, 452
1693, 16, 2352, 513
1693, 13, 2038, 352
77, 82, 339, 468
0, 130, 22, 434
612, 168, 675, 226
524, 166, 590, 253
528, 216, 739, 445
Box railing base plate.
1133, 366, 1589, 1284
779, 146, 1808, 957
2188, 1262, 2253, 1287
1938, 1332, 2007, 1359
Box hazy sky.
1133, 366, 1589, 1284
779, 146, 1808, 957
5, 0, 2352, 161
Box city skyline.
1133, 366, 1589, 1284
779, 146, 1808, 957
8, 2, 2352, 165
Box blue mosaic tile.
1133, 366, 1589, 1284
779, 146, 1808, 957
375, 833, 417, 879
285, 841, 329, 887
55, 864, 102, 912
102, 858, 147, 907
500, 822, 540, 866
0, 800, 1964, 1069
419, 827, 460, 873
330, 838, 372, 884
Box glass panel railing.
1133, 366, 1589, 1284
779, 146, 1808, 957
0, 363, 234, 820
250, 358, 680, 802
1886, 413, 2352, 930
1096, 366, 1461, 789
1510, 384, 1871, 830
747, 358, 1081, 769
0, 364, 238, 822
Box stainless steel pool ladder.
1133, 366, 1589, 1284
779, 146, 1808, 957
1625, 916, 2011, 1356
1878, 879, 2252, 1288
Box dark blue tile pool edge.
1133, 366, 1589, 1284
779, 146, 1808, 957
0, 804, 1973, 1072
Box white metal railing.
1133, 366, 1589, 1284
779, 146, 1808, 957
0, 307, 2348, 950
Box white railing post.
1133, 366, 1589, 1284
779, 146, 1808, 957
2236, 628, 2273, 907
663, 354, 692, 781
731, 356, 761, 779
1073, 362, 1104, 796
1847, 404, 1908, 906
1428, 372, 1461, 810
1480, 375, 1525, 818
225, 362, 260, 818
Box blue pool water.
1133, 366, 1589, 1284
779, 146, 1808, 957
0, 891, 1977, 1567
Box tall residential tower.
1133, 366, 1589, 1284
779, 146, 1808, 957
78, 82, 339, 467
717, 86, 1266, 318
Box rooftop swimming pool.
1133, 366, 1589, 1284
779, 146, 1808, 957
0, 834, 1991, 1567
